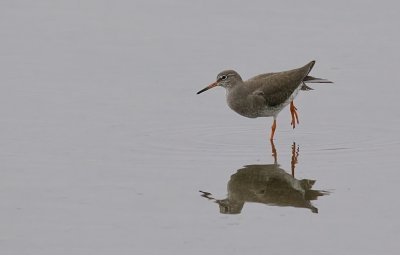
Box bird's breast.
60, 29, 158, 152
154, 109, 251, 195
226, 83, 302, 118
226, 91, 265, 118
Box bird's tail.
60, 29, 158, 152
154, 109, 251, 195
301, 76, 333, 91
303, 76, 333, 83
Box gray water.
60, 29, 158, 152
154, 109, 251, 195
1, 1, 400, 254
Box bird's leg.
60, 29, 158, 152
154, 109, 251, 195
269, 118, 277, 141
290, 101, 299, 129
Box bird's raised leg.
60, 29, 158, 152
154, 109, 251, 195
269, 118, 277, 141
290, 101, 299, 129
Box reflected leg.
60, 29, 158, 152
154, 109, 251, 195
270, 139, 277, 164
291, 142, 299, 177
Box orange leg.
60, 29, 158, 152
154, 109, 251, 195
270, 118, 277, 141
290, 101, 299, 129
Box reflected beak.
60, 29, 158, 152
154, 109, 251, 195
196, 82, 218, 94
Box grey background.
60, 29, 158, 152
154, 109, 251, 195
1, 0, 400, 254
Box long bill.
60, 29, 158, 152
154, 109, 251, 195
196, 82, 217, 94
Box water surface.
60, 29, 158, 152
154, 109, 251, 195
1, 0, 400, 254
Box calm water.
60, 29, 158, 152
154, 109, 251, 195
1, 1, 400, 254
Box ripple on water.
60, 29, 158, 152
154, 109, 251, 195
133, 123, 400, 160
134, 124, 268, 159
297, 123, 400, 154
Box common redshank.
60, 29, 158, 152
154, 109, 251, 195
196, 61, 332, 140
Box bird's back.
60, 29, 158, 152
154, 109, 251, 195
225, 61, 315, 118
245, 61, 315, 107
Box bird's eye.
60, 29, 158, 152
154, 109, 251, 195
220, 75, 227, 80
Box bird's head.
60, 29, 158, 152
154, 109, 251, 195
196, 70, 242, 94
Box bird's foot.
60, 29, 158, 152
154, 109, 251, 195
290, 101, 299, 129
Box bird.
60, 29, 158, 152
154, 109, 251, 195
196, 61, 332, 140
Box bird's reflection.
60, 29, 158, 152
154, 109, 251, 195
200, 141, 329, 214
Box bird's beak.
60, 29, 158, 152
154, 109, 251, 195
196, 81, 218, 94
